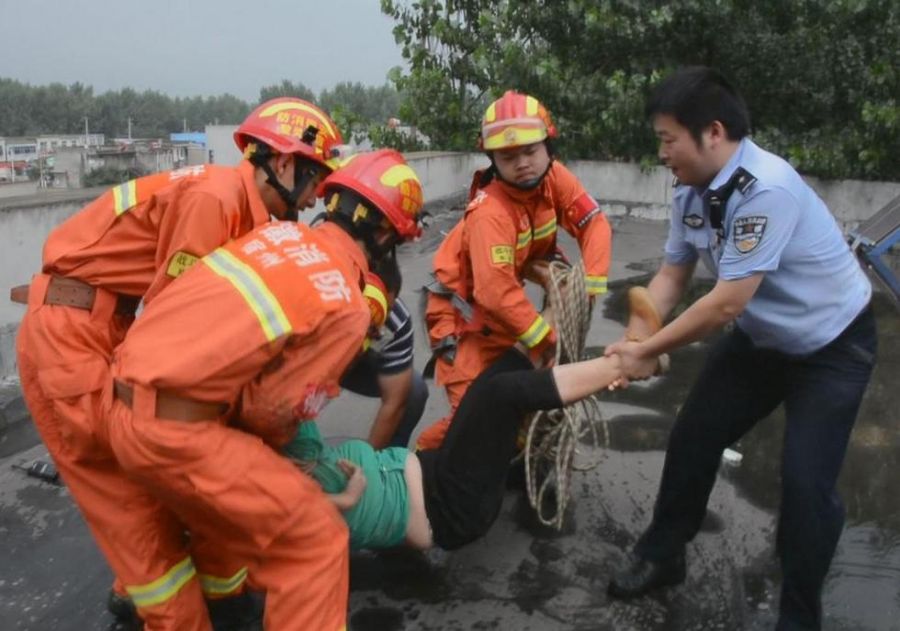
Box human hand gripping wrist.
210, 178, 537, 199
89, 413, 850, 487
605, 353, 630, 391
607, 340, 659, 381
337, 459, 367, 507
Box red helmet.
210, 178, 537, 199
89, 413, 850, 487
479, 90, 557, 151
320, 149, 423, 241
234, 97, 343, 171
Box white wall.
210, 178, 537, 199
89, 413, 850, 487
205, 125, 241, 166
0, 194, 98, 376
405, 152, 489, 202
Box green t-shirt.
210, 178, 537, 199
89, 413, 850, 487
284, 422, 410, 550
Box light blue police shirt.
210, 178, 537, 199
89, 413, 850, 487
664, 138, 871, 354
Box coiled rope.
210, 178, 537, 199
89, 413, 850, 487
521, 260, 608, 530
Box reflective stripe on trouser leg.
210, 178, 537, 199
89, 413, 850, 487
199, 566, 249, 598
125, 556, 197, 608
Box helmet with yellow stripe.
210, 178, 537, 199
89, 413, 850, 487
479, 90, 557, 151
235, 98, 345, 218
320, 149, 423, 261
235, 97, 343, 170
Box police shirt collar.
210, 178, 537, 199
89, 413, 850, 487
700, 137, 750, 198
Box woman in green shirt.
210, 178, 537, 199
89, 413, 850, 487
286, 344, 654, 551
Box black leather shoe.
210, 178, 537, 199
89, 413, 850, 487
607, 552, 686, 599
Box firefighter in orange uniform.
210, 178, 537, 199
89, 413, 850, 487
101, 149, 423, 631
418, 90, 612, 450
13, 97, 343, 629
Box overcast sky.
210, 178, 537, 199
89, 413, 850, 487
0, 0, 406, 101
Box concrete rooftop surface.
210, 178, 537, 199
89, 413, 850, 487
1, 204, 898, 631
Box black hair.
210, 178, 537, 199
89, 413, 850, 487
646, 66, 751, 144
323, 188, 398, 263
371, 252, 402, 297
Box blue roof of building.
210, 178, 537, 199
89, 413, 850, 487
169, 132, 206, 145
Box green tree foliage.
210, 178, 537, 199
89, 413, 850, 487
258, 80, 316, 103
0, 76, 408, 151
319, 81, 421, 152
319, 82, 402, 126
0, 78, 252, 138
382, 0, 899, 180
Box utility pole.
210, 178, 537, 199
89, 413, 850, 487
128, 117, 132, 141
183, 118, 187, 133
83, 116, 91, 182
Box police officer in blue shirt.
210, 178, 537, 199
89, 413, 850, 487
605, 67, 877, 631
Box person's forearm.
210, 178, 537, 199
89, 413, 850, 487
551, 355, 623, 405
642, 290, 740, 357
367, 403, 404, 450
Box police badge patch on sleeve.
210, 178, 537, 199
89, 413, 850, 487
733, 216, 768, 253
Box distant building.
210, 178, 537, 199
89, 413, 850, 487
0, 134, 105, 183
0, 137, 39, 163
0, 160, 29, 182
36, 133, 105, 154
169, 132, 206, 146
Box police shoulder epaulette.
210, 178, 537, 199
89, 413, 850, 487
734, 167, 757, 194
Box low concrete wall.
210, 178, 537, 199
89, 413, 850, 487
0, 190, 103, 376
0, 153, 896, 378
0, 181, 39, 199
568, 160, 900, 230
405, 152, 489, 202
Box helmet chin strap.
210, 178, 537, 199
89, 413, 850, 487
258, 157, 321, 220
490, 155, 554, 191
325, 189, 400, 263
357, 225, 399, 265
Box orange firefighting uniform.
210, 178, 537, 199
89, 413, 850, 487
102, 220, 369, 631
418, 161, 611, 449
15, 162, 271, 628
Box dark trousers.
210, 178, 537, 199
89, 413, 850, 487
419, 349, 564, 550
635, 306, 877, 631
340, 363, 429, 448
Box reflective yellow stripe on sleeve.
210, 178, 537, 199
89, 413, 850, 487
363, 283, 388, 318
203, 249, 292, 342
585, 275, 608, 295
516, 230, 532, 250
112, 179, 138, 216
532, 217, 557, 241
199, 566, 249, 597
518, 315, 552, 349
125, 556, 196, 608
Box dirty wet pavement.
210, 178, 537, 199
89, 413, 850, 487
1, 208, 898, 630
